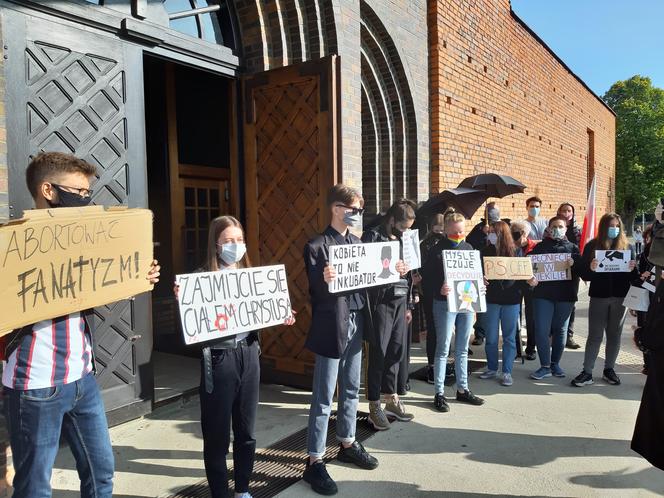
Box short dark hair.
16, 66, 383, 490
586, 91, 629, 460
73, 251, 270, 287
548, 215, 567, 227
526, 196, 542, 206
26, 152, 97, 199
327, 184, 363, 207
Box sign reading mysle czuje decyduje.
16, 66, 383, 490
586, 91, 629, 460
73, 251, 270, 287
176, 265, 293, 345
595, 250, 632, 273
443, 250, 486, 313
328, 241, 401, 293
0, 206, 154, 334
401, 229, 422, 270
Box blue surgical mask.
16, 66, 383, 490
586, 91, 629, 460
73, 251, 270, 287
218, 242, 247, 265
343, 212, 362, 227
528, 207, 540, 218
607, 227, 620, 239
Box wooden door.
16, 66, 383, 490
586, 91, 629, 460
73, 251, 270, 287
243, 56, 340, 387
3, 11, 152, 423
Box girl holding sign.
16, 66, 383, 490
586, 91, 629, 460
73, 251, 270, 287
423, 209, 485, 412
571, 213, 638, 388
479, 221, 537, 386
175, 215, 295, 498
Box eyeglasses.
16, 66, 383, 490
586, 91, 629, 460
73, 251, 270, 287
51, 183, 93, 198
335, 204, 364, 216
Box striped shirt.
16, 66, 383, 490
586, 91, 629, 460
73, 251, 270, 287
2, 313, 93, 390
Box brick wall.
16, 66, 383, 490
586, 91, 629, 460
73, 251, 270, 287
429, 0, 616, 227
0, 18, 7, 224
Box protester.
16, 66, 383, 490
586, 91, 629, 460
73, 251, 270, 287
479, 221, 537, 386
467, 203, 500, 346
557, 202, 582, 350
423, 209, 485, 412
511, 221, 538, 361
2, 152, 160, 498
524, 196, 548, 241
362, 199, 414, 429
634, 225, 656, 374
572, 213, 638, 387
420, 214, 446, 384
302, 184, 379, 496
528, 216, 581, 380
634, 225, 644, 257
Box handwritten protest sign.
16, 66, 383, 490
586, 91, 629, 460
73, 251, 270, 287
401, 229, 421, 270
176, 265, 292, 345
530, 253, 571, 281
328, 241, 401, 293
595, 250, 632, 273
0, 206, 154, 334
483, 256, 534, 280
443, 250, 486, 313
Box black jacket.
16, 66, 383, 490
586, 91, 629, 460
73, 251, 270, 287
421, 237, 475, 302
481, 245, 530, 305
304, 226, 366, 359
466, 221, 488, 250
529, 237, 581, 302
577, 239, 639, 299
565, 220, 582, 246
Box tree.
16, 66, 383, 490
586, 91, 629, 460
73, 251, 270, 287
603, 76, 664, 233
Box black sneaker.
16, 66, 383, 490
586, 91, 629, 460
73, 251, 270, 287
603, 368, 621, 385
303, 459, 338, 495
445, 362, 455, 378
434, 392, 450, 412
525, 351, 537, 361
456, 390, 485, 406
337, 441, 378, 470
566, 338, 581, 349
571, 371, 594, 387
426, 365, 435, 384
471, 336, 484, 346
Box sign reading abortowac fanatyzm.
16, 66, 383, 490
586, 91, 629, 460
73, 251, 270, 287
176, 265, 293, 345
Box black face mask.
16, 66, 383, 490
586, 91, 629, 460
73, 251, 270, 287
511, 231, 522, 243
392, 226, 403, 238
48, 185, 92, 208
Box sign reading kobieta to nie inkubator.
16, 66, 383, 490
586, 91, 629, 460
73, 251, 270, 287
0, 206, 154, 334
176, 265, 293, 345
328, 241, 401, 293
443, 250, 486, 313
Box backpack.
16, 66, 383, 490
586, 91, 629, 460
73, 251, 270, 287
648, 223, 664, 266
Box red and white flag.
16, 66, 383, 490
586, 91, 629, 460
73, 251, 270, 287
580, 175, 597, 253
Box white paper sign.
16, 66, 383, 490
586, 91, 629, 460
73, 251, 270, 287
530, 253, 571, 281
328, 241, 401, 293
595, 250, 632, 273
176, 265, 292, 345
643, 265, 659, 293
443, 250, 486, 313
623, 285, 650, 312
402, 229, 421, 270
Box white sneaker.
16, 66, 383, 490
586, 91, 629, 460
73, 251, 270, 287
501, 373, 513, 386
235, 493, 253, 498
479, 370, 497, 379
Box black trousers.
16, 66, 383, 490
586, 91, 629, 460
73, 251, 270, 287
524, 293, 536, 354
567, 306, 576, 339
200, 341, 260, 497
367, 296, 407, 401
422, 293, 436, 366
397, 320, 413, 392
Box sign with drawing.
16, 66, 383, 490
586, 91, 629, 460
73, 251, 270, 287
328, 241, 401, 293
595, 250, 632, 273
443, 250, 486, 313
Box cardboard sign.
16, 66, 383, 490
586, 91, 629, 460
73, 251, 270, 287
595, 250, 632, 273
483, 256, 534, 280
623, 285, 650, 312
530, 253, 571, 281
328, 241, 401, 293
401, 229, 421, 270
443, 250, 486, 313
0, 206, 154, 334
176, 265, 292, 345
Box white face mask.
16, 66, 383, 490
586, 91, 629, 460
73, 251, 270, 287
218, 242, 247, 265
487, 233, 498, 245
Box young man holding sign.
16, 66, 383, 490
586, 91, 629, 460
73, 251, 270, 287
303, 185, 378, 496
2, 152, 160, 498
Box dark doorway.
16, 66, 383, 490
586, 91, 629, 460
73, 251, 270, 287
144, 55, 236, 400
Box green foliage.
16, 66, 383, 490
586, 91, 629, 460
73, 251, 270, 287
603, 76, 664, 219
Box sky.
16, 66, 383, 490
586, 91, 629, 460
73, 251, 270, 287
510, 0, 664, 97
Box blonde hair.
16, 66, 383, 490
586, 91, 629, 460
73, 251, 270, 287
444, 207, 465, 226
205, 216, 251, 271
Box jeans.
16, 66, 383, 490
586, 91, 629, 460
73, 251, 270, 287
484, 303, 520, 374
200, 340, 260, 496
307, 311, 363, 458
583, 297, 627, 373
432, 300, 474, 394
532, 298, 574, 367
4, 373, 114, 498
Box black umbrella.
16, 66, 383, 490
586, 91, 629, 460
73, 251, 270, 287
417, 187, 490, 220
457, 173, 526, 198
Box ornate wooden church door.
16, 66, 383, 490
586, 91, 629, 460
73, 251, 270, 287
3, 10, 152, 423
243, 56, 340, 387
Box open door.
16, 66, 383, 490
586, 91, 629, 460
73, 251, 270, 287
243, 56, 340, 388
